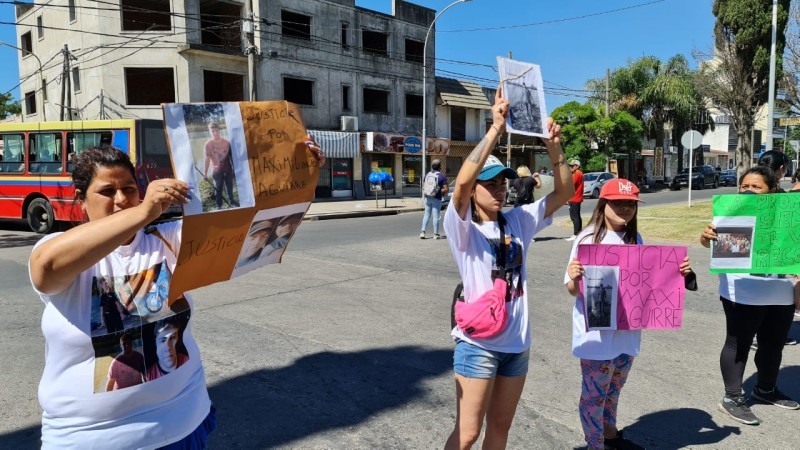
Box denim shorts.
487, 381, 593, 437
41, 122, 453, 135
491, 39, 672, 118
453, 339, 530, 378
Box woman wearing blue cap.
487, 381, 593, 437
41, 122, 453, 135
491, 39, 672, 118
443, 86, 574, 449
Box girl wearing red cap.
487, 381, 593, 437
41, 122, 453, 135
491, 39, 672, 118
565, 179, 694, 450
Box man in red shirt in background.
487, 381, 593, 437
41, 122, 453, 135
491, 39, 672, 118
565, 159, 584, 241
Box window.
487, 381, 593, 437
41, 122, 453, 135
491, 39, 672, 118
405, 94, 422, 117
29, 133, 64, 174
20, 31, 32, 56
36, 16, 43, 39
363, 88, 389, 113
201, 2, 241, 51
121, 0, 171, 31
450, 107, 466, 141
69, 0, 77, 22
66, 131, 112, 172
0, 134, 25, 173
203, 71, 244, 102
405, 39, 424, 64
342, 85, 351, 111
71, 67, 81, 92
124, 68, 175, 105
341, 22, 349, 49
281, 10, 311, 39
283, 77, 314, 105
24, 91, 36, 115
362, 30, 388, 56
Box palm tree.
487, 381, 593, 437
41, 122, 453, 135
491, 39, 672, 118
587, 54, 709, 172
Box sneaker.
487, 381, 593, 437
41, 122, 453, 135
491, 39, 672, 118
787, 337, 797, 345
750, 339, 758, 351
419, 231, 425, 239
718, 395, 760, 425
603, 429, 644, 450
565, 235, 577, 242
434, 234, 442, 240
794, 309, 800, 319
752, 386, 800, 410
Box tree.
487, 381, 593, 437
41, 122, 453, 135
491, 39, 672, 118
696, 0, 790, 177
587, 55, 707, 172
0, 93, 21, 119
551, 101, 642, 172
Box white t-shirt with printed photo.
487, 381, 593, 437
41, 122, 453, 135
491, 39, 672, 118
444, 197, 553, 353
563, 227, 643, 361
29, 221, 210, 450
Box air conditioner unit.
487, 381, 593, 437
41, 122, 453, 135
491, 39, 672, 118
341, 115, 358, 131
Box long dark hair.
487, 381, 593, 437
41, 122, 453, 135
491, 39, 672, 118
579, 198, 638, 245
757, 150, 788, 174
72, 146, 136, 202
739, 165, 779, 192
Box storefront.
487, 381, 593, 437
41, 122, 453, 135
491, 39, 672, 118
361, 132, 449, 197
308, 130, 360, 198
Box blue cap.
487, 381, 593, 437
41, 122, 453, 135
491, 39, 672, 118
477, 155, 518, 181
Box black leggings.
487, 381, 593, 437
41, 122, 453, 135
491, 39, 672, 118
719, 297, 794, 397
568, 201, 582, 236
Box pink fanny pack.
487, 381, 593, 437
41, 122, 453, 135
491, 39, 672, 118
454, 277, 509, 339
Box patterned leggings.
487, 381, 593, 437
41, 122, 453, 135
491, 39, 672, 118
579, 354, 634, 450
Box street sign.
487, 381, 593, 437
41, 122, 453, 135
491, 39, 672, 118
779, 117, 800, 126
680, 130, 703, 149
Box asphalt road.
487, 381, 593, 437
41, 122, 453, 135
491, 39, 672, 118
1, 189, 799, 449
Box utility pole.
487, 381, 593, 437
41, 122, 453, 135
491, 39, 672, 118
506, 51, 512, 172
99, 89, 106, 120
605, 68, 610, 172
244, 0, 257, 101
59, 44, 67, 121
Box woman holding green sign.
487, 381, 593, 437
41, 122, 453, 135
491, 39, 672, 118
700, 165, 799, 426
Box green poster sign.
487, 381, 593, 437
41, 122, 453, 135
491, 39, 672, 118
710, 193, 800, 274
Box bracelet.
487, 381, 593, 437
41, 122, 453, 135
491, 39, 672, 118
491, 124, 501, 134
552, 159, 566, 166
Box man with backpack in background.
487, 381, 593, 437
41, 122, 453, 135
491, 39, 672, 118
420, 159, 449, 239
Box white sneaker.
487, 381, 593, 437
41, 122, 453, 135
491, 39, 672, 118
419, 231, 425, 239
565, 235, 577, 242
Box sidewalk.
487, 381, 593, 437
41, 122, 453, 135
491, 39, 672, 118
305, 196, 425, 220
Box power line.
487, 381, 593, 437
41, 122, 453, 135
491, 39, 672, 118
439, 0, 669, 33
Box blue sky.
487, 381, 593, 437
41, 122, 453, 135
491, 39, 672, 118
0, 0, 716, 112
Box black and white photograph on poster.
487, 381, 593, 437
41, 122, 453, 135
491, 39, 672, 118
163, 102, 255, 215
497, 57, 547, 138
583, 266, 619, 331
232, 202, 310, 277
710, 216, 756, 270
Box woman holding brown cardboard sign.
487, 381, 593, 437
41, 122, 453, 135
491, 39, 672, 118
443, 86, 574, 449
28, 141, 324, 449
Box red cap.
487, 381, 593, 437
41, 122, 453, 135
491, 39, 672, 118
600, 179, 644, 202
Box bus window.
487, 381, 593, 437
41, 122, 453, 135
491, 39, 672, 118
67, 131, 113, 172
29, 133, 64, 174
0, 134, 24, 173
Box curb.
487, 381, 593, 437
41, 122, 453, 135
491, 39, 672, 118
305, 207, 425, 221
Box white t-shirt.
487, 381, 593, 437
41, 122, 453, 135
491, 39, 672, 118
563, 227, 643, 360
29, 221, 210, 450
718, 273, 794, 306
444, 197, 552, 353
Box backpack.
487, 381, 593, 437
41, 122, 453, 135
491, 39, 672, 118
422, 171, 440, 197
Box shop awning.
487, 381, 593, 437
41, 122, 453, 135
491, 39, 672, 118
308, 130, 360, 158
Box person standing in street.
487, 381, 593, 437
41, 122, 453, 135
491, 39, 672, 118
420, 159, 448, 239
566, 160, 584, 241
512, 165, 540, 207
203, 122, 237, 210
700, 166, 799, 426
443, 86, 574, 449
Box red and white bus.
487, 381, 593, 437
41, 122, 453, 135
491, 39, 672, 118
0, 119, 176, 233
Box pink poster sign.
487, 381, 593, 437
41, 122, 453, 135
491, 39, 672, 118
577, 244, 687, 330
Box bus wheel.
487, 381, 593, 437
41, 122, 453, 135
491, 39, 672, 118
27, 198, 55, 234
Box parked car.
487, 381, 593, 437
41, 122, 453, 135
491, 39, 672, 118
582, 172, 615, 198
719, 169, 737, 187
669, 165, 719, 190
441, 179, 455, 209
